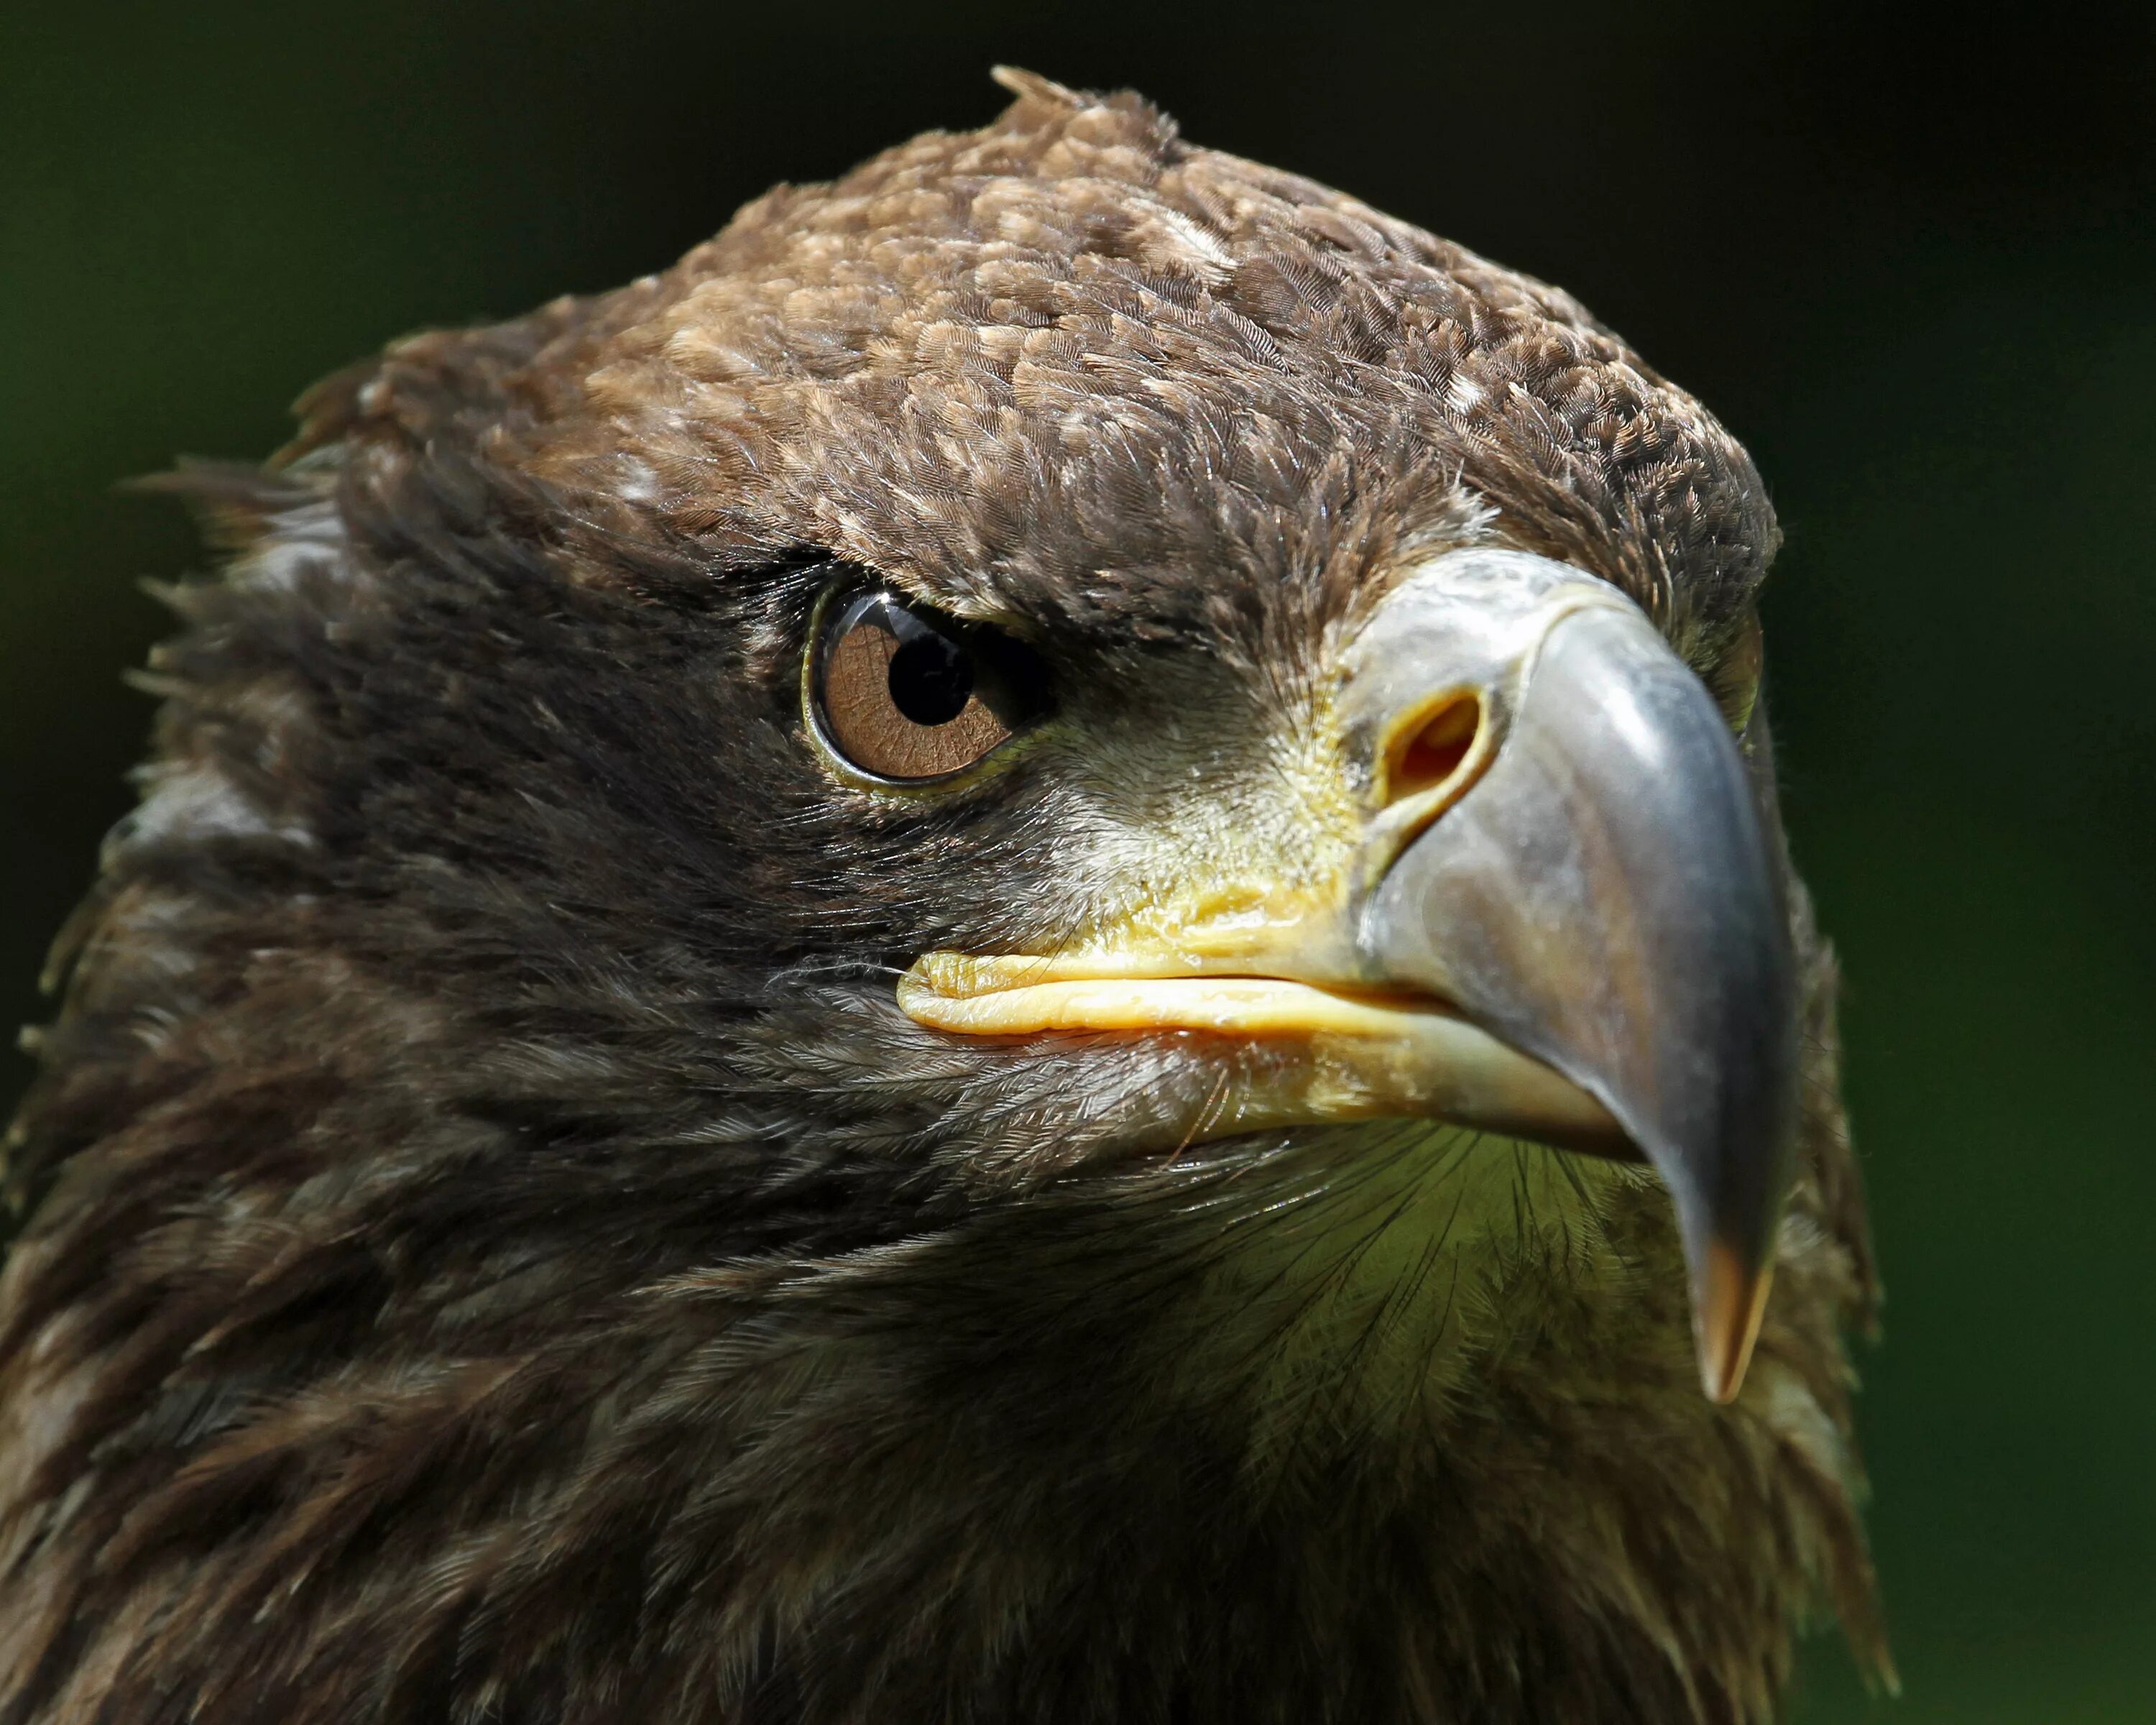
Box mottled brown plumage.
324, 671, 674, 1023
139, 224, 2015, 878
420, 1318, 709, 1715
0, 72, 1881, 1724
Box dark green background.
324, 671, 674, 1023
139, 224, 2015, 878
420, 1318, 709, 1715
5, 4, 2151, 1718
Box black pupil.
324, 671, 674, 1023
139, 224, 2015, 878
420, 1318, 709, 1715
887, 631, 974, 726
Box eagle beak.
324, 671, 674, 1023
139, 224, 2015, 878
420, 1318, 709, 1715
1345, 549, 1800, 1402
899, 548, 1800, 1402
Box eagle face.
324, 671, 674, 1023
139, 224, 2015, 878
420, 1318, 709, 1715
0, 70, 1881, 1725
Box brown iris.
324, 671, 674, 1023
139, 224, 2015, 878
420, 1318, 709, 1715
811, 591, 1049, 782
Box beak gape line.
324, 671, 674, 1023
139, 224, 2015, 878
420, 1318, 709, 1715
902, 548, 1801, 1403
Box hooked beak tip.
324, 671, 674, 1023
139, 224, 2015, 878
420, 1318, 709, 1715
1697, 1239, 1776, 1403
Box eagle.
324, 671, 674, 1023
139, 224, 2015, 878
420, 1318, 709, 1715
0, 70, 1884, 1724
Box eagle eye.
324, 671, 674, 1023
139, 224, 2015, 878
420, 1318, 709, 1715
811, 591, 1049, 783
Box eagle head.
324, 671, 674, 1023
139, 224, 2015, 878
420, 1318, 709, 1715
0, 70, 1882, 1725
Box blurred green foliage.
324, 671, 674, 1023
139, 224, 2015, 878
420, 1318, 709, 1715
4, 3, 2150, 1717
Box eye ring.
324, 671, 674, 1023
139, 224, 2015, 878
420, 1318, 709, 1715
806, 586, 1051, 786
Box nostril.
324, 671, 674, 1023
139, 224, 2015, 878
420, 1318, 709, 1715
1387, 694, 1482, 803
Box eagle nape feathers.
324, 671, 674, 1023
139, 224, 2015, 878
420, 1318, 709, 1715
0, 69, 1885, 1725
